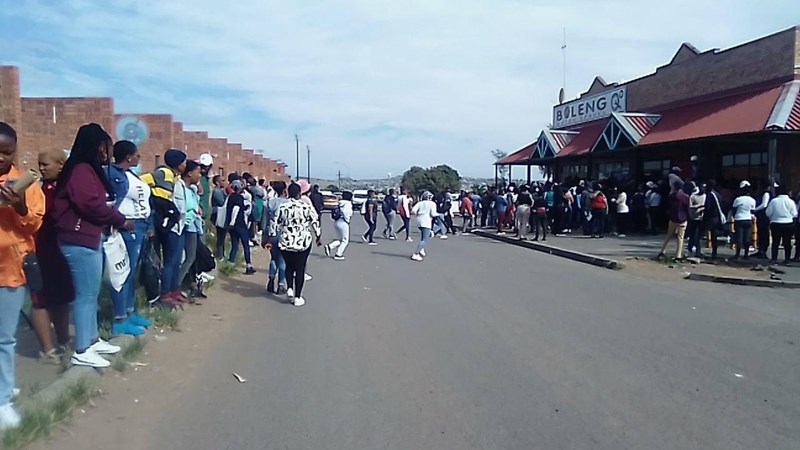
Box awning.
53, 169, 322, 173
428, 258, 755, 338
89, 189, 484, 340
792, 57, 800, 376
639, 83, 785, 146
767, 80, 800, 130
494, 142, 536, 165
533, 129, 578, 160
555, 121, 608, 158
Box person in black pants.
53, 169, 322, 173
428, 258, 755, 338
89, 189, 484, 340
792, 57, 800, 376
361, 190, 378, 245
703, 181, 724, 259
765, 186, 797, 264
532, 189, 548, 241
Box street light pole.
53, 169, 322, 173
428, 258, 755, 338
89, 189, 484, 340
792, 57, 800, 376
294, 134, 300, 180
307, 145, 311, 180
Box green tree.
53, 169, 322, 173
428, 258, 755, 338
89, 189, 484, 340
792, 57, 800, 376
401, 165, 461, 195
325, 184, 339, 191
491, 149, 508, 181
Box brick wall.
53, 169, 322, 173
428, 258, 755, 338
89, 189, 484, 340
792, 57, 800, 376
172, 122, 184, 154
576, 27, 800, 113
0, 66, 22, 137
113, 114, 174, 172
182, 131, 210, 162
19, 97, 114, 169
224, 142, 242, 175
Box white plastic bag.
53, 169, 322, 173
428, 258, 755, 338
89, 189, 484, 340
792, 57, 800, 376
103, 229, 131, 292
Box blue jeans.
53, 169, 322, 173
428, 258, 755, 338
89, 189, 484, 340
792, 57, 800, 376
0, 287, 25, 404
432, 217, 446, 235
160, 231, 184, 294
269, 235, 286, 285
110, 220, 148, 319
229, 226, 252, 265
60, 243, 103, 352
415, 228, 432, 254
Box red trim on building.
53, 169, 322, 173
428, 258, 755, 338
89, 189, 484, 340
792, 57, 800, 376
494, 143, 536, 165
787, 95, 800, 130
556, 121, 607, 157
639, 84, 784, 146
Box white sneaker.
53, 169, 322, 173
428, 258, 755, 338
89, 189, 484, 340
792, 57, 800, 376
71, 350, 111, 368
439, 235, 448, 240
89, 338, 120, 355
0, 403, 21, 431
286, 288, 295, 299
199, 272, 215, 282
420, 248, 426, 257
411, 254, 423, 261
618, 234, 626, 238
368, 242, 378, 246
304, 273, 313, 281
333, 255, 345, 261
293, 297, 306, 307
406, 238, 413, 242
11, 388, 19, 398
361, 235, 368, 243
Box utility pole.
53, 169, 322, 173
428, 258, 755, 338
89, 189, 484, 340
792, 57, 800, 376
338, 170, 342, 190
306, 145, 311, 180
561, 27, 567, 95
294, 134, 300, 180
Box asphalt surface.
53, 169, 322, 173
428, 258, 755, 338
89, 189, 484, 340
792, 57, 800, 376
133, 221, 799, 449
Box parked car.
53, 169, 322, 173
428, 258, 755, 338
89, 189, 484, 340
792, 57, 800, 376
321, 191, 339, 211
352, 190, 369, 211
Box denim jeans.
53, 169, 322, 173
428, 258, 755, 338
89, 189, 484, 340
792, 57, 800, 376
329, 220, 350, 257
363, 220, 377, 243
60, 243, 103, 352
179, 231, 198, 287
229, 225, 252, 265
110, 220, 148, 319
432, 216, 446, 235
269, 235, 286, 285
734, 220, 753, 257
415, 227, 432, 254
0, 287, 25, 404
396, 216, 411, 240
160, 231, 184, 294
383, 211, 396, 237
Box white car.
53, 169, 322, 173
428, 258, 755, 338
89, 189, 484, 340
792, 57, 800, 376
352, 190, 369, 211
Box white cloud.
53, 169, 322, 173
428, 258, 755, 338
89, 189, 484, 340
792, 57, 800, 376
3, 0, 797, 177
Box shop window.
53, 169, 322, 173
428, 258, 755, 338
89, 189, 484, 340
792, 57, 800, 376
596, 162, 630, 181
643, 159, 671, 175
719, 152, 768, 189
722, 155, 734, 167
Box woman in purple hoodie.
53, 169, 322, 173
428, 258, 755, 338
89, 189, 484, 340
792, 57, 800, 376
51, 124, 133, 368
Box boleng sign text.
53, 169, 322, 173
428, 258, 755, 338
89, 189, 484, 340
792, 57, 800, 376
553, 87, 627, 128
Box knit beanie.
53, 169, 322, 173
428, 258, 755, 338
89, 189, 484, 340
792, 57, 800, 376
164, 149, 187, 169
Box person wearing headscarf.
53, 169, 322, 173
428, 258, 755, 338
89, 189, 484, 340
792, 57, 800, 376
410, 191, 439, 261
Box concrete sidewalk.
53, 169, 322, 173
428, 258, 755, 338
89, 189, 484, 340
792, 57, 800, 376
476, 228, 800, 284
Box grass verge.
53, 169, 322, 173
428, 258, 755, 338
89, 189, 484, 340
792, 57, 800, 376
111, 338, 146, 372
2, 376, 100, 449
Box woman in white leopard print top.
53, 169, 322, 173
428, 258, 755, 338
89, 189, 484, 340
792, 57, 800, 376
267, 182, 321, 307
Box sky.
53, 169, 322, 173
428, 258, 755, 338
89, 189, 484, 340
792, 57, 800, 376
1, 1, 797, 179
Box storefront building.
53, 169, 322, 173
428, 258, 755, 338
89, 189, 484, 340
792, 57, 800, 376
496, 26, 800, 192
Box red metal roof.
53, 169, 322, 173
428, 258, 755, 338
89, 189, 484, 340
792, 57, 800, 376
788, 95, 800, 130
556, 121, 607, 158
626, 114, 659, 137
494, 142, 536, 165
639, 84, 784, 146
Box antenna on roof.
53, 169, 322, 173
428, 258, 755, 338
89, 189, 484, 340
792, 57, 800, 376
561, 27, 567, 98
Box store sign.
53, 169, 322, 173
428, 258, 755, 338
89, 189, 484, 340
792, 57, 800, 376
553, 87, 627, 128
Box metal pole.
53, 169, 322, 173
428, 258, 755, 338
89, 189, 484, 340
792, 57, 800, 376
295, 134, 300, 180
768, 136, 778, 184
494, 165, 498, 189
307, 145, 311, 180
338, 170, 341, 190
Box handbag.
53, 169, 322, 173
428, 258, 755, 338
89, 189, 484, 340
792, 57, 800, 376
103, 229, 131, 292
22, 253, 43, 293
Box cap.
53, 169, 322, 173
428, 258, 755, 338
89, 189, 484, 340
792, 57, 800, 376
690, 155, 698, 162
646, 181, 656, 189
739, 180, 751, 188
297, 179, 311, 194
164, 149, 187, 169
198, 153, 213, 167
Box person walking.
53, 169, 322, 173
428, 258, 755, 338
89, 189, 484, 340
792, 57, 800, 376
728, 180, 756, 259
410, 191, 439, 261
107, 140, 153, 335
263, 181, 288, 294
268, 182, 321, 306
765, 185, 797, 264
360, 189, 378, 245
531, 188, 548, 241
687, 182, 706, 257
753, 183, 774, 259
382, 188, 398, 240
514, 186, 533, 240
325, 191, 353, 260
657, 180, 690, 260
52, 124, 129, 368
0, 122, 46, 429
226, 179, 256, 274
460, 190, 474, 233
494, 189, 509, 234
309, 184, 324, 217
396, 188, 413, 241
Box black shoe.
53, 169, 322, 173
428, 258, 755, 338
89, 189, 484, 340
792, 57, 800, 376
267, 277, 275, 294
277, 285, 287, 295
245, 266, 257, 275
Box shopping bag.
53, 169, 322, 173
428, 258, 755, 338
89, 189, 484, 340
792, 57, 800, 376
103, 230, 131, 292
140, 237, 162, 303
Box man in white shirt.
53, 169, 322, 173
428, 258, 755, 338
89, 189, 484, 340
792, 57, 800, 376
765, 184, 798, 263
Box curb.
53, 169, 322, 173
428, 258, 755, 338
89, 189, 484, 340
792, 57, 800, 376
685, 273, 800, 289
472, 230, 625, 270
21, 334, 139, 409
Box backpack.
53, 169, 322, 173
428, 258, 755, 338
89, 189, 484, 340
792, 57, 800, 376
331, 204, 343, 221
361, 201, 367, 215
592, 193, 607, 210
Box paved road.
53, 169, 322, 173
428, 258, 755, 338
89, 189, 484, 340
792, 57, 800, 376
51, 222, 800, 449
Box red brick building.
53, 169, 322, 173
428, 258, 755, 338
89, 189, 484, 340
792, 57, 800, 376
497, 26, 800, 192
0, 65, 288, 181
